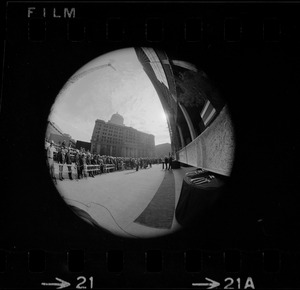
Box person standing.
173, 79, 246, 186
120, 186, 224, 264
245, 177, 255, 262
90, 155, 96, 177
57, 141, 66, 181
130, 158, 134, 170
79, 152, 84, 179
75, 150, 81, 180
47, 140, 56, 183
168, 154, 173, 170
99, 156, 104, 174
82, 153, 88, 178
96, 155, 101, 175
164, 156, 169, 171
65, 147, 73, 180
86, 152, 91, 177
87, 152, 94, 177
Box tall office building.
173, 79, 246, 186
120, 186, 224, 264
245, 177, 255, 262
134, 47, 225, 152
46, 121, 64, 141
134, 47, 234, 176
46, 121, 76, 147
91, 113, 155, 157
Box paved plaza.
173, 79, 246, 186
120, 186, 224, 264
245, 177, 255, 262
52, 163, 193, 238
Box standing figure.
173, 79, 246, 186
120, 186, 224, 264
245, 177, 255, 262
57, 141, 66, 181
99, 156, 104, 174
82, 153, 88, 178
130, 158, 134, 170
90, 155, 96, 177
65, 147, 73, 180
168, 154, 173, 170
79, 152, 84, 179
75, 150, 81, 180
86, 152, 91, 177
164, 156, 169, 171
47, 140, 56, 183
96, 155, 101, 175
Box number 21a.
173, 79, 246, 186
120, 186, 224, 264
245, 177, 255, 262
224, 277, 255, 289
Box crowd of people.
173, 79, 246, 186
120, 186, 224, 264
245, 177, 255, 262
46, 140, 173, 183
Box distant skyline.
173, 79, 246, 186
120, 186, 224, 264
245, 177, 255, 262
48, 47, 171, 145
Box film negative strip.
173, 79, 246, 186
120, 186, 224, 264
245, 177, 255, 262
1, 1, 300, 289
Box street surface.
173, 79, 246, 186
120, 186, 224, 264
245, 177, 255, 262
53, 163, 193, 238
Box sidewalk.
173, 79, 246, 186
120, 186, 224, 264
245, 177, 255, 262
52, 163, 195, 238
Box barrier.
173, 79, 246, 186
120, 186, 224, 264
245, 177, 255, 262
49, 162, 117, 175
48, 160, 155, 180
104, 164, 116, 173
83, 164, 115, 174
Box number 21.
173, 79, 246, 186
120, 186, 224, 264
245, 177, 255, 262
76, 276, 93, 289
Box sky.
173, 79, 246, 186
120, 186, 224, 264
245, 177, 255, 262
48, 47, 171, 145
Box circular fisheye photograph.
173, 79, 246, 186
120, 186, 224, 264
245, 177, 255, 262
45, 47, 235, 239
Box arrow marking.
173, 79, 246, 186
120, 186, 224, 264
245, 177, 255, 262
41, 277, 71, 289
192, 277, 220, 289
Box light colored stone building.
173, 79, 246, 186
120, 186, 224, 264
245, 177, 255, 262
91, 113, 155, 157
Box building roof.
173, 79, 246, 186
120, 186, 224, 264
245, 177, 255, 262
108, 112, 125, 126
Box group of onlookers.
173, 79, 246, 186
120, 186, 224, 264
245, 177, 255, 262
159, 155, 174, 170
46, 140, 166, 182
47, 140, 75, 181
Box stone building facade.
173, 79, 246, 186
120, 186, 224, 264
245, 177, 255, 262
90, 113, 155, 157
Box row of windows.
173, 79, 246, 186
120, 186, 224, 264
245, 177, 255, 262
100, 137, 140, 144
101, 137, 123, 142
101, 132, 123, 137
95, 136, 152, 144
95, 130, 136, 137
96, 136, 153, 146
94, 124, 153, 141
97, 133, 141, 141
96, 125, 146, 135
